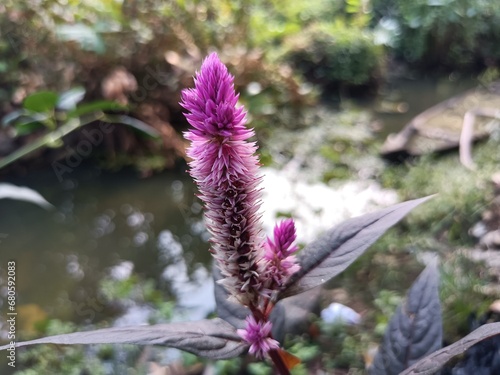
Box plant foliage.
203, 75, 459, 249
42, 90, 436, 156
370, 263, 442, 374
0, 197, 433, 372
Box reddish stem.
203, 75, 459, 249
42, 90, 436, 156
269, 349, 291, 375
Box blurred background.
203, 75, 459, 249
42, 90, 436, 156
1, 0, 500, 374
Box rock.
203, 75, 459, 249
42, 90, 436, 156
470, 222, 489, 239
320, 302, 361, 325
480, 230, 500, 250
490, 300, 500, 314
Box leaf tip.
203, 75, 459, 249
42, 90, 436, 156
277, 348, 301, 370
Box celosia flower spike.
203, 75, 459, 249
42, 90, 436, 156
265, 218, 299, 258
263, 219, 301, 290
181, 53, 264, 307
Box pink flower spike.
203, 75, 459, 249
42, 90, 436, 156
237, 315, 279, 359
181, 53, 251, 141
262, 219, 301, 291
181, 53, 264, 307
265, 218, 299, 259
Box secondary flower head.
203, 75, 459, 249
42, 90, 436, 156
263, 219, 300, 291
237, 315, 279, 359
181, 53, 264, 307
265, 218, 299, 259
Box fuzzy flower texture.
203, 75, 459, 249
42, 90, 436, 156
181, 53, 300, 358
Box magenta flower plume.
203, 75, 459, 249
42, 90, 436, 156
265, 218, 299, 258
237, 315, 279, 359
180, 53, 264, 307
263, 219, 300, 290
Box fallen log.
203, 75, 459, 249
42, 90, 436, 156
381, 81, 500, 166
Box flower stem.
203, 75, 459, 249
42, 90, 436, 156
269, 349, 291, 375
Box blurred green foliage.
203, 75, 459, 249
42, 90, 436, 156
2, 1, 500, 373
381, 138, 500, 244
14, 320, 112, 375
2, 0, 500, 172
440, 253, 491, 340
0, 87, 159, 170
371, 0, 500, 69
1, 0, 499, 107
12, 272, 175, 374
0, 0, 318, 171
0, 0, 314, 98
284, 21, 381, 86
372, 290, 403, 335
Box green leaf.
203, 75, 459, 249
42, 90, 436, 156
23, 91, 59, 113
345, 0, 361, 13
2, 110, 50, 135
0, 110, 155, 169
0, 118, 81, 169
14, 121, 45, 136
0, 183, 53, 209
2, 110, 29, 127
103, 115, 160, 138
57, 87, 86, 111
68, 100, 126, 118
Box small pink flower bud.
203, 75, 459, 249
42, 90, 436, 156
237, 315, 279, 359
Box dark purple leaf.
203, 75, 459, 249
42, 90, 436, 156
280, 196, 433, 299
369, 263, 442, 375
0, 318, 247, 360
400, 322, 500, 375
270, 286, 322, 343
213, 266, 249, 330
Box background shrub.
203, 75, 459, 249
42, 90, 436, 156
371, 0, 500, 70
284, 22, 382, 87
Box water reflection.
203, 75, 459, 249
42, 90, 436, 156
158, 229, 215, 322
0, 164, 211, 346
368, 76, 478, 137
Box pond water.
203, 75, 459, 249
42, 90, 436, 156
367, 74, 478, 137
0, 164, 214, 373
0, 74, 485, 373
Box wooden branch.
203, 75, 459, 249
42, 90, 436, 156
459, 108, 500, 170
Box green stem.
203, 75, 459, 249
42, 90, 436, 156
0, 118, 81, 169
0, 113, 105, 170
0, 109, 162, 170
